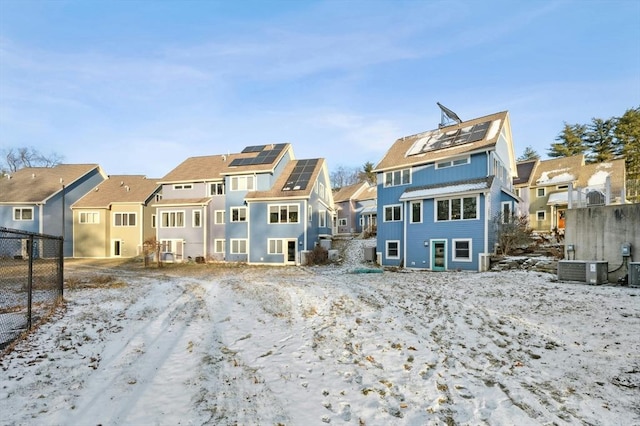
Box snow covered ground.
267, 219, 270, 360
1, 239, 639, 425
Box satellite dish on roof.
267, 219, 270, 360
437, 102, 462, 127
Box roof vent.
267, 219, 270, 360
125, 185, 130, 192
120, 181, 124, 186
32, 173, 36, 179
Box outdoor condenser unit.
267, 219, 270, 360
586, 261, 608, 285
363, 247, 376, 262
557, 261, 587, 282
629, 262, 640, 288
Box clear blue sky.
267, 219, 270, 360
1, 0, 639, 178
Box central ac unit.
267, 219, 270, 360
586, 261, 608, 285
558, 261, 587, 282
629, 262, 640, 287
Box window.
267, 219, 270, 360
501, 202, 511, 223
453, 239, 472, 261
209, 182, 225, 196
537, 187, 545, 197
151, 214, 156, 228
173, 184, 193, 190
214, 239, 225, 253
410, 201, 422, 223
384, 204, 402, 222
338, 218, 348, 227
161, 211, 184, 227
319, 183, 325, 200
230, 239, 247, 254
536, 210, 546, 221
215, 210, 225, 224
114, 213, 136, 227
436, 197, 477, 221
231, 207, 247, 222
384, 169, 410, 187
193, 210, 202, 227
13, 207, 34, 221
269, 204, 299, 224
556, 184, 568, 190
230, 176, 254, 191
308, 206, 312, 222
319, 210, 326, 227
386, 241, 400, 259
515, 188, 520, 197
268, 239, 284, 254
436, 156, 469, 169
79, 211, 99, 224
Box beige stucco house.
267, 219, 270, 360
71, 175, 161, 258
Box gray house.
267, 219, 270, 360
0, 164, 107, 257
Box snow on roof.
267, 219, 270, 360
588, 170, 610, 186
536, 169, 574, 185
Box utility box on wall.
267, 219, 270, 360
586, 261, 608, 285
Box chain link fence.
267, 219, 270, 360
0, 227, 63, 350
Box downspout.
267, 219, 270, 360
203, 203, 208, 259
303, 199, 308, 253
403, 199, 408, 267
484, 190, 490, 255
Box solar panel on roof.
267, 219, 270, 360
282, 159, 318, 191
242, 145, 266, 153
230, 144, 287, 167
406, 120, 492, 156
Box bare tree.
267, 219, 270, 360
493, 213, 533, 255
330, 165, 360, 190
1, 146, 64, 173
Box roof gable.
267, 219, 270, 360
72, 175, 160, 208
0, 164, 103, 203
159, 144, 293, 183
375, 111, 509, 172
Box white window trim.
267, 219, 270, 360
452, 238, 473, 262
319, 210, 326, 227
501, 201, 511, 223
114, 212, 136, 227
308, 205, 312, 222
536, 210, 546, 221
383, 168, 411, 187
230, 206, 248, 222
214, 239, 225, 253
268, 238, 284, 254
13, 207, 34, 221
435, 196, 479, 222
173, 184, 193, 190
268, 204, 300, 224
160, 210, 185, 228
410, 200, 422, 224
383, 204, 402, 222
151, 214, 156, 228
338, 218, 348, 227
230, 175, 255, 191
214, 210, 225, 224
386, 240, 400, 260
435, 156, 470, 169
209, 182, 225, 196
192, 210, 202, 228
79, 211, 100, 224
230, 238, 247, 254
537, 187, 546, 197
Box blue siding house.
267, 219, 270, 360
0, 164, 107, 257
374, 109, 519, 271
333, 182, 377, 235
156, 143, 334, 264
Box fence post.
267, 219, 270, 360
58, 236, 64, 300
27, 235, 34, 330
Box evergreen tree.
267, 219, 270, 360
585, 118, 617, 163
358, 161, 376, 185
548, 123, 587, 158
614, 107, 640, 199
517, 146, 540, 162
